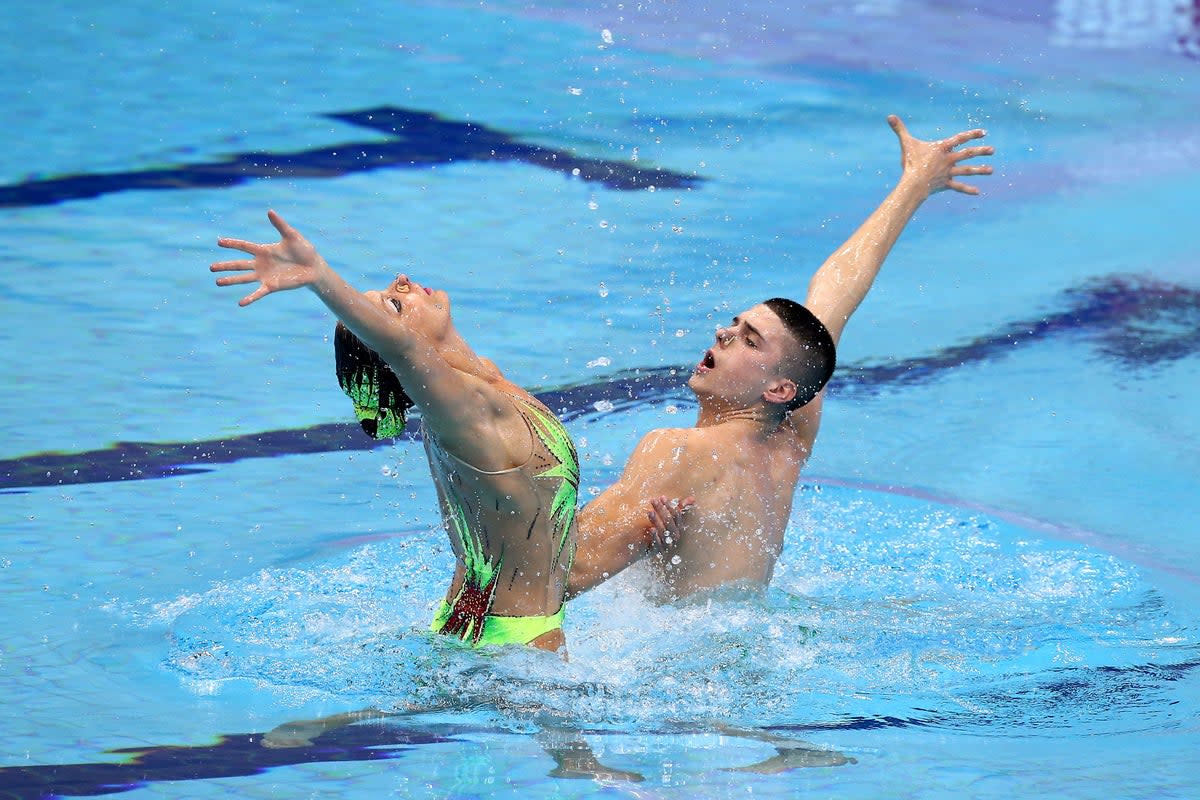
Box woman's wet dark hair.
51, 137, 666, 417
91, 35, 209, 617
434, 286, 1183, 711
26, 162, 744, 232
762, 297, 837, 411
334, 322, 414, 439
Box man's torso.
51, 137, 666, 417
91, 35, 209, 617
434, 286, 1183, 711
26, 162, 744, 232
645, 423, 809, 599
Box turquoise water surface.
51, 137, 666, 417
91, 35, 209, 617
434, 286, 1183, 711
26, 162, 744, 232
2, 1, 1198, 797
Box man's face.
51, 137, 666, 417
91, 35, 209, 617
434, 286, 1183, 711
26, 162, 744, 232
688, 304, 796, 406
367, 274, 454, 341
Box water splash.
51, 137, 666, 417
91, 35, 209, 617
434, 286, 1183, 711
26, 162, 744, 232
149, 483, 1197, 738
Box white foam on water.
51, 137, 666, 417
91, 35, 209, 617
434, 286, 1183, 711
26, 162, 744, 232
140, 483, 1197, 737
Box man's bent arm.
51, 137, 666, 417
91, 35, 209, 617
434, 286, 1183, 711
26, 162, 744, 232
566, 492, 657, 598
804, 116, 993, 344
567, 430, 690, 598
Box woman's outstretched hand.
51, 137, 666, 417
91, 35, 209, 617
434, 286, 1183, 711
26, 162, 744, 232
211, 210, 329, 306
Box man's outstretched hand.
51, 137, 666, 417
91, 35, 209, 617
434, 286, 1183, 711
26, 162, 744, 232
889, 114, 994, 197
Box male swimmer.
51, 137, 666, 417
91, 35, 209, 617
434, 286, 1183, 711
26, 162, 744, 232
211, 212, 580, 653
568, 115, 995, 602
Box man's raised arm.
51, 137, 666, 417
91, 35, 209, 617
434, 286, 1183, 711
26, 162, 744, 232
804, 116, 994, 344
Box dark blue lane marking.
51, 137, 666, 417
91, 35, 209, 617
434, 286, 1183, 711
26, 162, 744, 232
0, 722, 464, 800
836, 273, 1200, 394
767, 655, 1200, 737
1, 274, 1196, 492
0, 107, 702, 208
0, 371, 680, 492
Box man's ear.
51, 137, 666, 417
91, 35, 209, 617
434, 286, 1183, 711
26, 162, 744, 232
762, 378, 797, 406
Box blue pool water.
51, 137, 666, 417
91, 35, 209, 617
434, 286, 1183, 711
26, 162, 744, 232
2, 1, 1198, 797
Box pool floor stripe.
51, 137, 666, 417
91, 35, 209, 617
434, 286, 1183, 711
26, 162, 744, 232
2, 273, 1196, 492
0, 106, 701, 209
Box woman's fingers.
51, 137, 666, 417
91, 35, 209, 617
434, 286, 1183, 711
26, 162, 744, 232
266, 209, 296, 239
215, 237, 260, 255
646, 495, 694, 550
210, 257, 255, 273
214, 272, 259, 287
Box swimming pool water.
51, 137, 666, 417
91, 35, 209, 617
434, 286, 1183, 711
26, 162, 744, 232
2, 1, 1198, 797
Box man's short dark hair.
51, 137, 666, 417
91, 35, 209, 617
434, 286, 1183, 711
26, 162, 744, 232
762, 297, 836, 411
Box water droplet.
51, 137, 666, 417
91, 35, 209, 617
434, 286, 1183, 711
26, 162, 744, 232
601, 29, 614, 44
598, 282, 609, 298
670, 555, 682, 565
568, 86, 583, 96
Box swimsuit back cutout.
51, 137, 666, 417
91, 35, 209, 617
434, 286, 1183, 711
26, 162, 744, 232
425, 394, 578, 647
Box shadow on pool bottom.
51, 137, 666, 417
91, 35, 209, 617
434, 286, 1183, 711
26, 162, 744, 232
2, 717, 837, 798
0, 721, 458, 800
4, 659, 1199, 800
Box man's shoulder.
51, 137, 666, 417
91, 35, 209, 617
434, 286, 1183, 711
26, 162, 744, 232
621, 427, 701, 480
639, 425, 694, 441
634, 425, 752, 473
634, 425, 706, 456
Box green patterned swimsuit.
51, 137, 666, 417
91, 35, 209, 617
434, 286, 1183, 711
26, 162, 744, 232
426, 395, 578, 647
